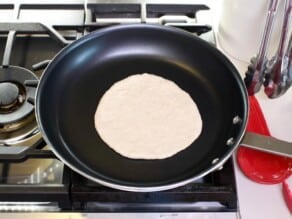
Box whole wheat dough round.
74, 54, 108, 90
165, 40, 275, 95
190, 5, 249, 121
94, 73, 202, 159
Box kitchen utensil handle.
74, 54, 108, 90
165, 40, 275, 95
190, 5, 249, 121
244, 0, 279, 95
264, 0, 292, 98
257, 0, 279, 66
241, 132, 292, 158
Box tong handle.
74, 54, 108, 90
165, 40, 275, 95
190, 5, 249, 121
257, 0, 279, 66
277, 0, 291, 59
245, 0, 279, 95
264, 0, 292, 98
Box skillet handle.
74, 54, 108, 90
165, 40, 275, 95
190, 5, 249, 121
241, 132, 292, 158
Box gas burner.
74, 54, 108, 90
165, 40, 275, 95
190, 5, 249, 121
0, 66, 39, 144
0, 81, 25, 114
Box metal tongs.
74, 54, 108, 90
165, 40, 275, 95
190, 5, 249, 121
245, 0, 292, 98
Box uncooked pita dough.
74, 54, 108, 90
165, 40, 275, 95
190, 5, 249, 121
94, 73, 202, 159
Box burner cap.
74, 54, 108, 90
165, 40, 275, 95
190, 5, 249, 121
0, 66, 38, 125
0, 82, 21, 112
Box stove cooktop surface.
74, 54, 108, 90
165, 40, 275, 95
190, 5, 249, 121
0, 0, 237, 213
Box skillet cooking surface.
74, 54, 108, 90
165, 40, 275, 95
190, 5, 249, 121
36, 25, 248, 190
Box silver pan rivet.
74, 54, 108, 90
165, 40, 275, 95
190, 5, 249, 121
212, 158, 219, 165
233, 116, 242, 124
216, 165, 224, 171
227, 137, 234, 146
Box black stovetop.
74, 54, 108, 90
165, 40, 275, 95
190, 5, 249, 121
0, 142, 237, 212
0, 2, 237, 213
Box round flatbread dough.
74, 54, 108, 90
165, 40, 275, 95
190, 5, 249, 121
94, 73, 202, 159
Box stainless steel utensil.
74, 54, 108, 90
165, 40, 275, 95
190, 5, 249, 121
244, 0, 279, 95
264, 0, 292, 98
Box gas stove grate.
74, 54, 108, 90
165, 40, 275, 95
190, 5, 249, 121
0, 138, 237, 212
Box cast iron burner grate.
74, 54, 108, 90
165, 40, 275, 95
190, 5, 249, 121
0, 138, 237, 212
70, 159, 237, 212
